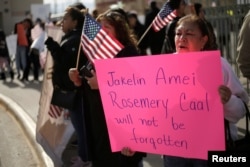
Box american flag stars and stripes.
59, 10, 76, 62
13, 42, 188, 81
151, 2, 177, 32
81, 14, 124, 63
48, 104, 63, 119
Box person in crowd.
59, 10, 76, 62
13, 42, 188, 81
163, 14, 249, 167
193, 2, 217, 50
193, 2, 205, 18
23, 18, 46, 82
44, 6, 91, 167
0, 29, 14, 81
68, 8, 146, 167
144, 0, 166, 55
161, 0, 187, 54
14, 18, 33, 80
92, 9, 99, 19
69, 2, 86, 10
236, 10, 250, 79
127, 11, 147, 55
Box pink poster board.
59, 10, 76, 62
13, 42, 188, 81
94, 51, 224, 160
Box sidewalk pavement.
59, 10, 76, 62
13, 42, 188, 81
0, 79, 54, 167
0, 78, 163, 167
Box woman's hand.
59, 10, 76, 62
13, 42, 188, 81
218, 85, 232, 104
85, 70, 99, 89
121, 147, 135, 157
68, 68, 82, 86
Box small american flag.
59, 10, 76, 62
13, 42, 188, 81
152, 2, 177, 32
48, 104, 63, 119
81, 14, 124, 63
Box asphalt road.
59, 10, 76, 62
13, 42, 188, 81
0, 106, 41, 167
0, 78, 163, 167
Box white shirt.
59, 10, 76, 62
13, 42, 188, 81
30, 24, 46, 53
221, 57, 249, 140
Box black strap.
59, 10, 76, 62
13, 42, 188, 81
243, 102, 250, 137
225, 101, 250, 143
161, 23, 174, 54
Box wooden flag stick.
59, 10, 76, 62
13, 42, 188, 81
76, 8, 89, 69
137, 22, 152, 46
76, 41, 82, 69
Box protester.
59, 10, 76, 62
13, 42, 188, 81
14, 18, 33, 80
92, 9, 99, 19
193, 2, 217, 50
23, 18, 46, 82
0, 29, 14, 80
236, 10, 250, 79
127, 11, 147, 55
161, 0, 187, 54
163, 14, 249, 167
44, 6, 91, 167
69, 8, 146, 167
144, 0, 166, 55
69, 2, 86, 10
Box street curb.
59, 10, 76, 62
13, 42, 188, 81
0, 93, 53, 167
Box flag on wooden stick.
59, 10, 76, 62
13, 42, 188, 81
48, 104, 63, 119
81, 14, 124, 63
151, 2, 177, 32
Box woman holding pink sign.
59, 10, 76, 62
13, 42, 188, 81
69, 8, 146, 167
162, 14, 249, 167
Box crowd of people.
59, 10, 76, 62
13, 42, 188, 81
1, 0, 250, 167
68, 1, 249, 167
0, 17, 46, 82
0, 29, 14, 80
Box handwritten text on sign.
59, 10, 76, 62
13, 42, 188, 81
94, 51, 224, 160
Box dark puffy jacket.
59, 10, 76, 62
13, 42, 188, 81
82, 45, 146, 167
0, 30, 9, 58
45, 29, 87, 91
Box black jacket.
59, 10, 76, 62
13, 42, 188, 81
0, 30, 9, 58
144, 7, 166, 55
82, 45, 146, 167
45, 29, 87, 91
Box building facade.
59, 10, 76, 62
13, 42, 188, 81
0, 0, 248, 35
0, 0, 42, 34
94, 0, 238, 15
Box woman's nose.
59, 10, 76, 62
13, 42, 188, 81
179, 34, 187, 41
180, 34, 186, 39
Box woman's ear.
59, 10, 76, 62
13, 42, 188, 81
72, 20, 78, 29
201, 35, 208, 49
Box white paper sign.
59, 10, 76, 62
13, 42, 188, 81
6, 34, 17, 57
